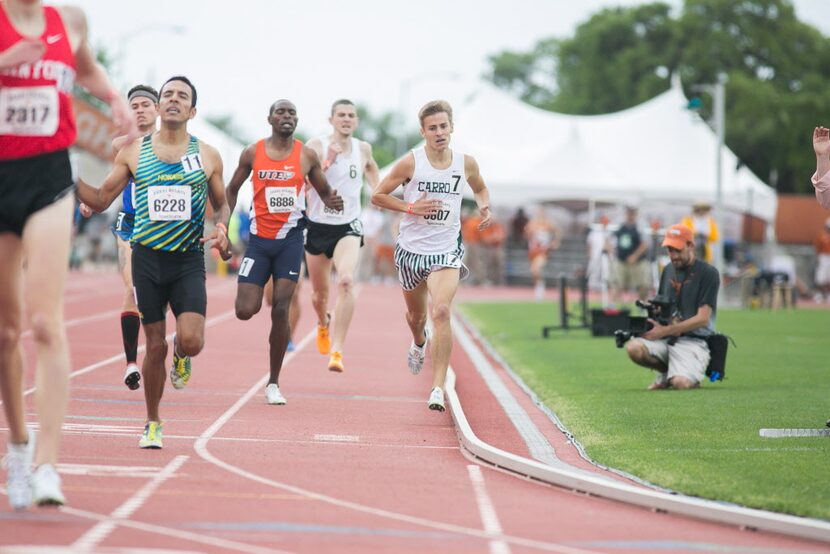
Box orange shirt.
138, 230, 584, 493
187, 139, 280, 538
480, 221, 506, 246
249, 139, 305, 239
462, 215, 482, 244
815, 231, 830, 255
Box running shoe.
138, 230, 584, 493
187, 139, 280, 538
647, 372, 670, 390
32, 464, 65, 506
124, 362, 141, 390
3, 429, 35, 510
428, 386, 445, 412
328, 351, 344, 373
265, 384, 287, 405
139, 421, 163, 449
407, 327, 430, 375
170, 334, 191, 390
316, 314, 331, 355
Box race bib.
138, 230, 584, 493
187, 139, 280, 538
265, 186, 296, 214
181, 153, 203, 173
421, 200, 454, 227
0, 86, 59, 136
324, 198, 345, 216
148, 186, 191, 221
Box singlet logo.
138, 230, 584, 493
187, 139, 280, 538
157, 174, 185, 182
258, 169, 295, 181
1, 60, 76, 93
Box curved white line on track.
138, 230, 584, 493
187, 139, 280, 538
193, 333, 602, 554
467, 465, 511, 554
71, 455, 190, 551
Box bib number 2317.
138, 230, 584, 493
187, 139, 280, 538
148, 186, 191, 221
0, 86, 59, 137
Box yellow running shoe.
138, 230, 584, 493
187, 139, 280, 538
139, 421, 163, 449
328, 351, 344, 373
170, 334, 191, 389
316, 314, 331, 355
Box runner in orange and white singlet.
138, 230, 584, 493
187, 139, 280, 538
524, 207, 560, 300
226, 99, 342, 406
0, 0, 136, 509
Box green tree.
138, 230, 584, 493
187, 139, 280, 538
485, 0, 830, 194
355, 106, 421, 169
204, 114, 252, 145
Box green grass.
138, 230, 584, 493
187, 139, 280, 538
458, 302, 830, 520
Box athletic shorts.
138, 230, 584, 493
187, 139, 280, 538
111, 211, 135, 242
394, 243, 469, 291
637, 336, 710, 385
238, 232, 304, 287
131, 244, 207, 324
305, 219, 364, 258
0, 149, 74, 236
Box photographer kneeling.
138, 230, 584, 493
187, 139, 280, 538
626, 224, 720, 390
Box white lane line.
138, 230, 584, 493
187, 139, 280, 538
760, 428, 830, 438
71, 455, 189, 551
193, 334, 601, 554
467, 465, 511, 554
60, 504, 291, 554
314, 434, 360, 443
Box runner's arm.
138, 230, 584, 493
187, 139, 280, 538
203, 145, 231, 260
75, 146, 133, 212
465, 155, 492, 230
303, 146, 344, 211
225, 144, 255, 218
362, 141, 380, 193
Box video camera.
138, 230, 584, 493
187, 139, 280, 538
613, 294, 677, 348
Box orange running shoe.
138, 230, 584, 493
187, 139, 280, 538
328, 351, 344, 373
316, 314, 331, 354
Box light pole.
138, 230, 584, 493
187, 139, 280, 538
693, 72, 728, 276
396, 72, 461, 158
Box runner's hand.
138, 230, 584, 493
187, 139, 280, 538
79, 203, 93, 218
4, 38, 45, 66
477, 206, 492, 230
407, 192, 443, 216
110, 95, 139, 141
322, 142, 342, 171
324, 188, 344, 212
201, 225, 232, 261
814, 127, 830, 156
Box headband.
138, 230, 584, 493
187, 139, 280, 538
128, 90, 158, 104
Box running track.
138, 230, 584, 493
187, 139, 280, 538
1, 272, 828, 553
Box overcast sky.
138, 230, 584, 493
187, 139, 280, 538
71, 0, 829, 142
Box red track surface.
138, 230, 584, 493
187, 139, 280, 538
1, 272, 828, 553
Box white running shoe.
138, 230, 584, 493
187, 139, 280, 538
265, 384, 286, 405
124, 363, 141, 390
32, 463, 65, 506
3, 429, 35, 510
428, 386, 445, 412
407, 327, 430, 375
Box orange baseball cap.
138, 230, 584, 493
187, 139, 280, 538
662, 224, 694, 250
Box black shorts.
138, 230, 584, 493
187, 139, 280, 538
131, 244, 206, 324
238, 232, 304, 286
304, 219, 364, 259
0, 149, 74, 236
111, 211, 135, 241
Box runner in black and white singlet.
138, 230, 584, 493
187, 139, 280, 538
76, 76, 231, 451
305, 99, 379, 373
372, 100, 491, 412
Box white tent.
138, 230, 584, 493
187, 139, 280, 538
412, 78, 777, 223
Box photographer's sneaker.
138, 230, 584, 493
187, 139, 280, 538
32, 464, 65, 506
3, 430, 35, 510
407, 328, 430, 375
647, 372, 669, 390
124, 363, 141, 390
265, 384, 287, 405
427, 387, 445, 411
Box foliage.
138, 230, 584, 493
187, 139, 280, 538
460, 300, 830, 520
356, 106, 422, 169
204, 114, 253, 145
484, 0, 830, 194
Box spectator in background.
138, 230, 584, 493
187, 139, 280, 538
682, 202, 719, 264
586, 214, 612, 292
461, 207, 483, 285
814, 217, 830, 303
480, 214, 507, 285
612, 206, 650, 305
524, 206, 560, 300
812, 126, 830, 209
509, 207, 529, 247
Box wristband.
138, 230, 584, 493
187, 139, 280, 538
215, 222, 227, 234
407, 203, 414, 214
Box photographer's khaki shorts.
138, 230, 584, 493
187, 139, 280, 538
638, 337, 710, 384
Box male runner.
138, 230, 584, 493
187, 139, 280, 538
226, 99, 342, 405
77, 75, 230, 449
372, 100, 491, 411
0, 0, 135, 508
305, 99, 380, 372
